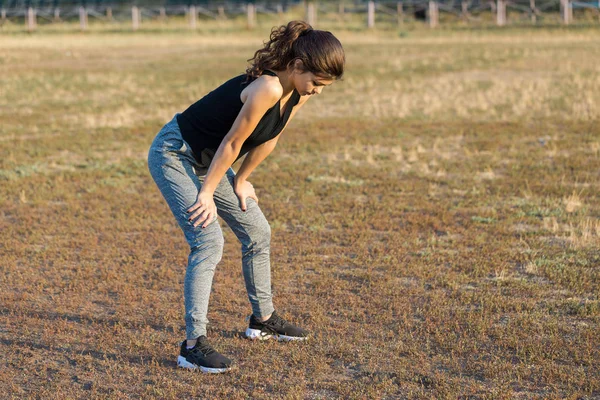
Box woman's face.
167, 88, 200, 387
293, 70, 335, 97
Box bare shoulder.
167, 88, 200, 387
241, 75, 283, 105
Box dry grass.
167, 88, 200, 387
1, 24, 599, 399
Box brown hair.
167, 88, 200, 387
246, 21, 345, 81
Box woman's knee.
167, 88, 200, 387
187, 222, 225, 260
244, 219, 271, 250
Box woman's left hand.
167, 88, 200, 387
233, 176, 259, 212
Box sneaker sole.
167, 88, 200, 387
177, 356, 232, 373
245, 328, 308, 342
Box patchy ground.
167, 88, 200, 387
1, 25, 599, 399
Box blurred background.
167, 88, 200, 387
2, 0, 600, 33
1, 0, 599, 398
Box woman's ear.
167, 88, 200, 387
292, 58, 304, 73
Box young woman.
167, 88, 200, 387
147, 21, 345, 373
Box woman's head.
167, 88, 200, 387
246, 21, 345, 82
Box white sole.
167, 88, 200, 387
245, 328, 308, 342
177, 355, 232, 373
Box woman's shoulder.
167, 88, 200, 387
252, 73, 284, 97
241, 74, 283, 105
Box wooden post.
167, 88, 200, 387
27, 7, 36, 32
306, 2, 316, 26
367, 1, 375, 28
461, 1, 469, 21
569, 0, 573, 22
218, 6, 226, 19
132, 6, 140, 30
247, 3, 256, 29
1, 9, 6, 24
530, 0, 536, 23
428, 1, 438, 28
276, 4, 283, 21
397, 2, 404, 26
561, 0, 572, 24
53, 8, 60, 22
79, 7, 88, 31
339, 2, 344, 15
189, 5, 197, 29
496, 0, 506, 26
159, 7, 166, 21
107, 7, 112, 21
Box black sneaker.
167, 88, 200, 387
177, 336, 233, 373
245, 311, 309, 341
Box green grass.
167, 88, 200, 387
1, 23, 599, 399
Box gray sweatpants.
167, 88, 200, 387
147, 115, 274, 339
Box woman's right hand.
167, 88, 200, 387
187, 190, 217, 228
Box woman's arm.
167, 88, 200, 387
187, 79, 282, 228
232, 95, 311, 211
202, 84, 282, 194
231, 136, 279, 211
235, 136, 280, 183
236, 94, 309, 182
235, 93, 312, 185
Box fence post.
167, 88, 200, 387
339, 2, 344, 16
218, 6, 226, 19
79, 6, 88, 31
27, 7, 36, 32
397, 2, 403, 26
159, 7, 166, 21
189, 6, 197, 29
367, 1, 375, 28
497, 0, 506, 26
560, 0, 572, 24
306, 2, 316, 26
461, 1, 469, 21
529, 0, 536, 23
53, 7, 60, 22
132, 6, 140, 30
247, 3, 256, 29
428, 1, 438, 28
1, 8, 6, 24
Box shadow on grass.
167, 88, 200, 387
4, 306, 249, 344
2, 306, 183, 368
2, 306, 177, 334
1, 338, 176, 369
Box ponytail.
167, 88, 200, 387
246, 21, 345, 80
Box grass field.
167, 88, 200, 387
1, 22, 599, 399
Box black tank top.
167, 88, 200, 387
176, 70, 300, 165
